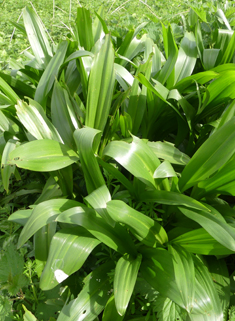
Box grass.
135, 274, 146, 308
0, 0, 198, 69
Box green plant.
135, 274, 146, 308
1, 4, 235, 321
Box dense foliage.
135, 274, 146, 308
1, 1, 235, 320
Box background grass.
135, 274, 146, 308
0, 0, 195, 68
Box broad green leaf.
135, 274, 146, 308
85, 185, 115, 227
51, 81, 76, 149
34, 41, 68, 106
97, 158, 135, 196
191, 256, 223, 319
114, 254, 142, 316
140, 247, 185, 309
201, 71, 235, 114
8, 209, 33, 226
8, 140, 79, 172
190, 6, 207, 22
115, 63, 135, 89
106, 200, 168, 246
212, 100, 235, 134
64, 50, 94, 64
86, 34, 115, 131
216, 8, 231, 30
157, 24, 178, 86
102, 295, 124, 321
1, 139, 17, 192
171, 228, 234, 255
34, 222, 57, 269
23, 6, 52, 67
0, 76, 19, 104
17, 199, 80, 248
174, 32, 197, 84
15, 99, 62, 142
168, 245, 195, 312
23, 305, 37, 321
104, 136, 160, 188
74, 127, 105, 194
147, 141, 190, 165
0, 110, 16, 133
194, 153, 235, 198
57, 206, 137, 255
153, 161, 177, 178
57, 262, 114, 321
205, 257, 230, 311
40, 227, 101, 290
179, 117, 235, 192
178, 206, 235, 251
221, 29, 235, 64
93, 6, 105, 44
128, 58, 151, 135
203, 49, 220, 70
139, 190, 209, 212
76, 7, 94, 50
34, 177, 61, 205
154, 296, 188, 321
173, 70, 219, 93
136, 73, 184, 120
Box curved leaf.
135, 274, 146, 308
40, 227, 101, 290
106, 200, 168, 246
8, 140, 79, 172
114, 254, 142, 316
57, 261, 114, 321
57, 206, 137, 255
74, 127, 105, 194
17, 199, 80, 248
15, 99, 62, 142
104, 136, 160, 188
178, 206, 235, 251
179, 117, 235, 192
171, 228, 234, 255
86, 34, 115, 131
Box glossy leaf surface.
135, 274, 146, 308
114, 254, 142, 316
8, 140, 79, 172
40, 227, 100, 290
